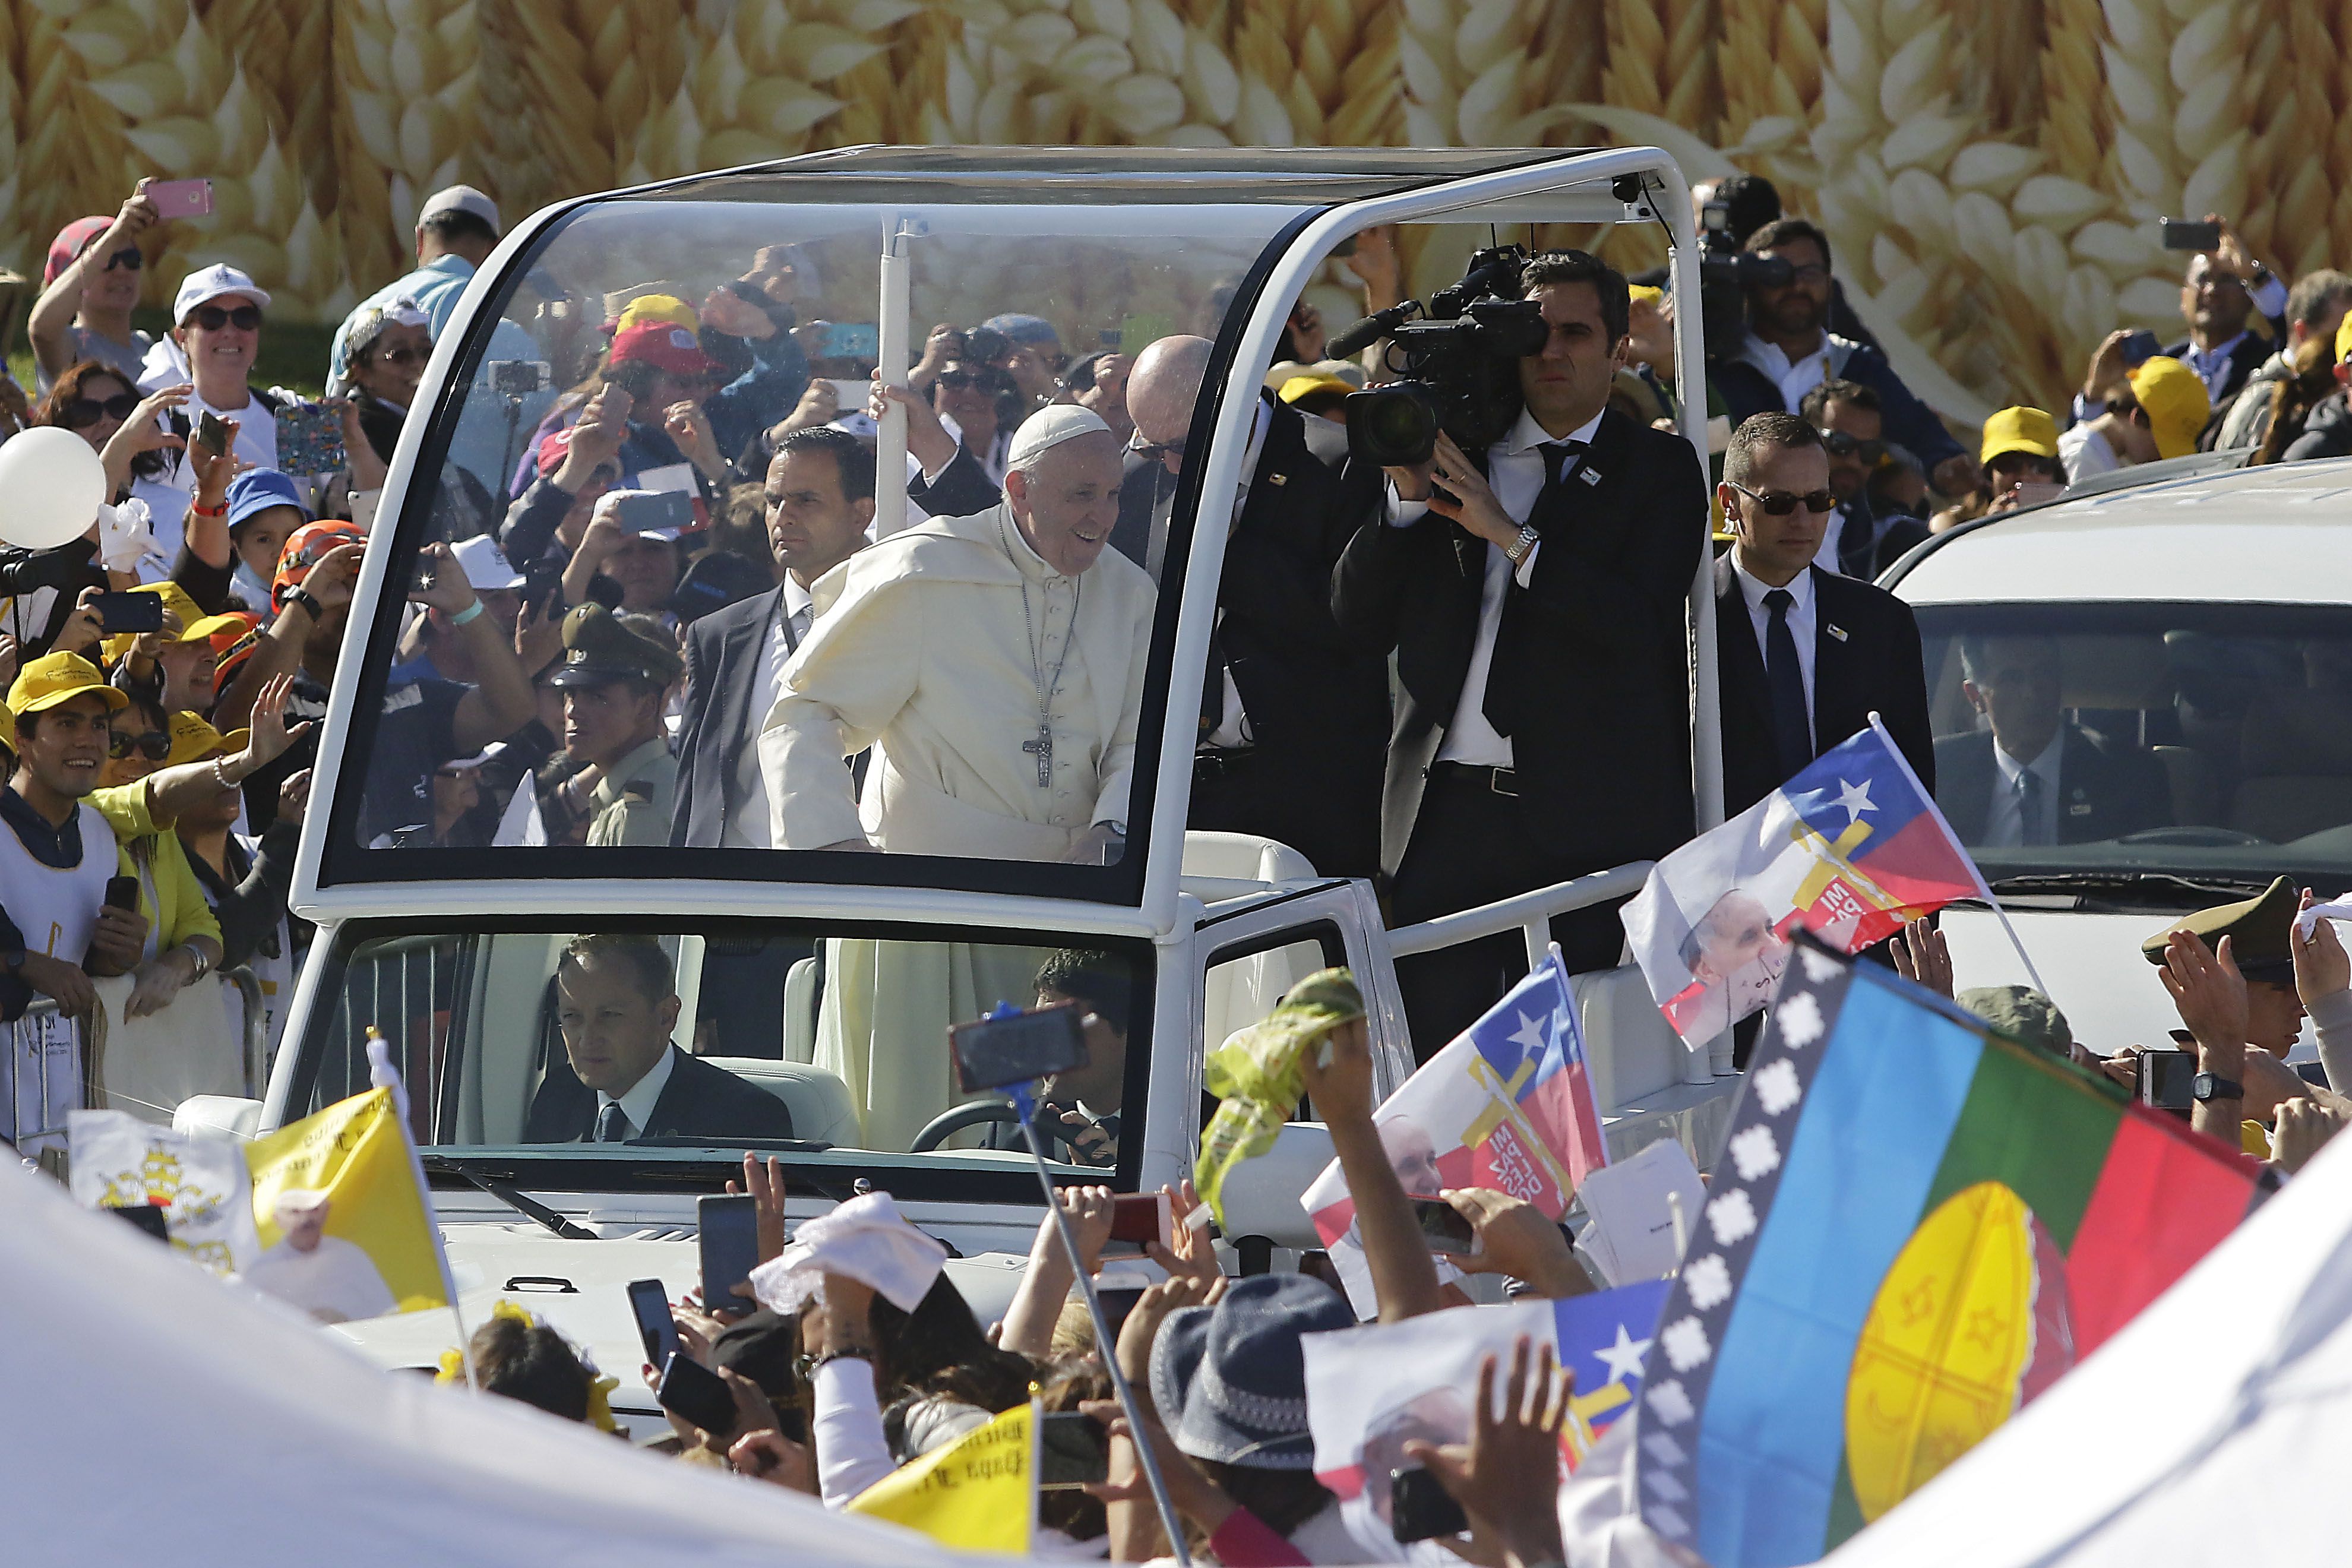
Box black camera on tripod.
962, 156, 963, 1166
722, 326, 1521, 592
1332, 245, 1550, 468
1693, 199, 1791, 358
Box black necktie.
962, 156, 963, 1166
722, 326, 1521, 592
595, 1101, 628, 1143
1480, 441, 1585, 737
1763, 587, 1813, 776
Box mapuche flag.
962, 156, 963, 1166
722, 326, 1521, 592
1633, 942, 2262, 1567
1622, 718, 1983, 1049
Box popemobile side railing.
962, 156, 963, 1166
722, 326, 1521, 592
8, 966, 267, 1146
1386, 861, 1656, 972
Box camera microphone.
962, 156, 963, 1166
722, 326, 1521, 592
1326, 301, 1421, 360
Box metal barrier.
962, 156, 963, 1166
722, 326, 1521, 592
5, 966, 267, 1146
1386, 861, 1656, 972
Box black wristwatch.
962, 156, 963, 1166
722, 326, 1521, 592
282, 585, 324, 621
2192, 1071, 2243, 1103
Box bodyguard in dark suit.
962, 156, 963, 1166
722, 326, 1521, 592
523, 934, 795, 1143
1120, 336, 1387, 879
1933, 633, 2173, 845
1332, 251, 1708, 1057
1797, 378, 1929, 581
1712, 413, 1935, 817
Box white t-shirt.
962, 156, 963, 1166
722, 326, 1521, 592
128, 388, 281, 581
2057, 422, 2120, 485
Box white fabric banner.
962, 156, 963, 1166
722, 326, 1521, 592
66, 1109, 258, 1275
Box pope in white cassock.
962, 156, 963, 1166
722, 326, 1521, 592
759, 404, 1156, 1149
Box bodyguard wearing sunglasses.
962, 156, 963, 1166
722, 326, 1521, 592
1712, 413, 1934, 818
28, 181, 163, 393
1795, 379, 1929, 580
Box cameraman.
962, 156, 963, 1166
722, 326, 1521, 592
1332, 251, 1708, 1058
1711, 220, 1973, 496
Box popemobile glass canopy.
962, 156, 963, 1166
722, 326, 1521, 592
302, 144, 1705, 917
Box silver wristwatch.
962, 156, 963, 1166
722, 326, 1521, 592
1502, 523, 1540, 565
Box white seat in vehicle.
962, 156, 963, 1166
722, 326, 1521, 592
1181, 830, 1319, 887
697, 1058, 860, 1146
1569, 964, 1689, 1114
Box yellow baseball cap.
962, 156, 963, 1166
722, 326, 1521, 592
9, 652, 129, 716
1276, 373, 1357, 410
1628, 284, 1664, 308
100, 581, 251, 663
1980, 406, 2058, 464
2127, 355, 2210, 460
612, 292, 698, 336
165, 710, 249, 769
2335, 310, 2352, 365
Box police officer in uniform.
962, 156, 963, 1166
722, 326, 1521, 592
2138, 877, 2314, 1148
546, 605, 682, 846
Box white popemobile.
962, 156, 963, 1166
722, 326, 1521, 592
173, 146, 1750, 1433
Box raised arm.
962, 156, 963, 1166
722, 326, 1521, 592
1303, 1015, 1443, 1322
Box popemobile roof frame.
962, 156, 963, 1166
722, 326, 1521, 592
288, 143, 1718, 942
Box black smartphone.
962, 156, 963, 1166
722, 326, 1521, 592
1038, 1411, 1111, 1489
521, 557, 565, 617
104, 875, 140, 911
194, 410, 230, 457
2137, 1048, 2197, 1112
627, 1278, 679, 1369
2160, 217, 2223, 252
92, 591, 165, 634
2117, 329, 2164, 368
948, 1001, 1089, 1094
615, 491, 696, 535
488, 359, 553, 396
1410, 1197, 1477, 1253
108, 1202, 170, 1241
657, 1351, 739, 1437
698, 1193, 760, 1315
1391, 1466, 1469, 1543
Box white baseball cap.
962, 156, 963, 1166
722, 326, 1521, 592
173, 262, 271, 324
448, 534, 525, 592
1006, 404, 1112, 470
418, 184, 500, 233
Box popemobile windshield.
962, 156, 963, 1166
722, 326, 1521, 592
198, 147, 1735, 1411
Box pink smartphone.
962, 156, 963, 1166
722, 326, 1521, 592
147, 178, 214, 219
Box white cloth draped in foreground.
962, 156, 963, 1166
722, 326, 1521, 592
758, 502, 1155, 861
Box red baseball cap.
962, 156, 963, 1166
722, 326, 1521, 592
45, 217, 111, 287
608, 321, 723, 380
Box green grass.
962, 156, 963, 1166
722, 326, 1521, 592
8, 306, 337, 403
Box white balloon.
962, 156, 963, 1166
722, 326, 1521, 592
0, 425, 109, 551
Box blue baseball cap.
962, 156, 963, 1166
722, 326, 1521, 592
225, 468, 311, 532
980, 312, 1060, 346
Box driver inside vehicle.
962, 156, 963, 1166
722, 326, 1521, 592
524, 934, 795, 1144
1028, 948, 1130, 1167
1933, 633, 2174, 846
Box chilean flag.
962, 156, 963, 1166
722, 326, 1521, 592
1621, 717, 1985, 1049
1301, 950, 1608, 1313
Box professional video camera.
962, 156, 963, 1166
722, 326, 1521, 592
1330, 244, 1550, 467
1693, 198, 1791, 356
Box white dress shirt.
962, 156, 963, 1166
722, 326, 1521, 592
1984, 729, 2065, 847
725, 577, 817, 849
595, 1042, 678, 1140
1384, 406, 1601, 768
1735, 331, 1832, 412
1812, 506, 1850, 573
1731, 554, 1817, 726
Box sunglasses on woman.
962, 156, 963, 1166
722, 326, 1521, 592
374, 343, 428, 368
108, 731, 172, 762
188, 304, 262, 332
58, 391, 140, 429
103, 246, 143, 272
1727, 480, 1837, 516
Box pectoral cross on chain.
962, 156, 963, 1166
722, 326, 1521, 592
1023, 725, 1054, 788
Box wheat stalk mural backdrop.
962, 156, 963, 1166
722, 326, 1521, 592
0, 0, 2320, 432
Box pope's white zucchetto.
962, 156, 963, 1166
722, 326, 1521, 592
1006, 404, 1112, 470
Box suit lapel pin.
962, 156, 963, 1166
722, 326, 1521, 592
1269, 472, 1288, 485
1825, 623, 1848, 642
2070, 802, 2092, 815
1578, 466, 1601, 485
